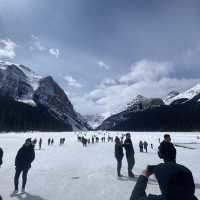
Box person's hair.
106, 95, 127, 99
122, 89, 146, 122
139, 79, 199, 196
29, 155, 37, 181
115, 136, 120, 143
164, 134, 170, 139
126, 133, 130, 137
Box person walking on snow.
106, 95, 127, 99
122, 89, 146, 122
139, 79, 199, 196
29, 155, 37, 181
143, 141, 148, 153
12, 138, 35, 194
114, 136, 124, 177
123, 133, 135, 178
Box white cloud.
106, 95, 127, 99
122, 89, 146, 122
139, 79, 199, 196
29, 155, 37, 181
64, 76, 82, 88
31, 35, 60, 58
98, 61, 111, 70
99, 78, 117, 88
31, 35, 46, 51
119, 60, 173, 83
49, 48, 60, 58
69, 60, 199, 116
35, 41, 46, 51
0, 39, 17, 59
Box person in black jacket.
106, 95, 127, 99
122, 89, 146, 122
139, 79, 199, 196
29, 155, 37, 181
143, 141, 148, 153
130, 162, 198, 200
13, 138, 35, 194
158, 134, 176, 163
123, 133, 135, 178
115, 136, 124, 177
0, 147, 3, 167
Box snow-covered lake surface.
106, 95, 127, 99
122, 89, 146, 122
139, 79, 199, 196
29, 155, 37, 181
0, 131, 200, 200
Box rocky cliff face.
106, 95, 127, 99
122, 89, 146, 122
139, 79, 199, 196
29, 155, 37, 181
0, 60, 91, 131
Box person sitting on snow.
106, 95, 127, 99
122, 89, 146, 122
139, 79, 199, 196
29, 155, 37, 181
130, 162, 198, 200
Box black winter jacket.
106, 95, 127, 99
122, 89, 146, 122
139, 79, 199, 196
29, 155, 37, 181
15, 144, 35, 169
158, 141, 176, 162
123, 138, 135, 158
130, 175, 166, 200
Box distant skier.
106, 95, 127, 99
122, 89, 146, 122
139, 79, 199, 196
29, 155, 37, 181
0, 147, 3, 167
139, 141, 143, 152
123, 133, 135, 178
51, 138, 54, 145
143, 141, 148, 153
158, 134, 176, 163
39, 138, 42, 150
13, 138, 35, 194
151, 143, 154, 149
114, 136, 124, 177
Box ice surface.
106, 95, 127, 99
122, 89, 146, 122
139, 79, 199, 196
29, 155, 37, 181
0, 131, 199, 200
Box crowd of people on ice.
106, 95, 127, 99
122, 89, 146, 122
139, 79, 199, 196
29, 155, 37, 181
0, 133, 199, 200
114, 133, 198, 200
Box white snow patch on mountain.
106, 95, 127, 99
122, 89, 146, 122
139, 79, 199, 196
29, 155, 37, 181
165, 84, 200, 105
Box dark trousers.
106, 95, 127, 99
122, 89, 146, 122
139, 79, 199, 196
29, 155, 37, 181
14, 167, 29, 190
127, 155, 135, 176
116, 158, 122, 176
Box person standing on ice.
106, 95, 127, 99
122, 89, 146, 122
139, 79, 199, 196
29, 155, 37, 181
13, 138, 35, 194
143, 141, 148, 153
139, 141, 143, 152
48, 138, 51, 146
123, 133, 135, 178
39, 138, 42, 150
158, 134, 176, 163
114, 136, 124, 177
0, 146, 3, 167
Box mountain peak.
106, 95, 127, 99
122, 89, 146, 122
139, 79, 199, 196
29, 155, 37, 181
164, 84, 200, 105
0, 60, 91, 131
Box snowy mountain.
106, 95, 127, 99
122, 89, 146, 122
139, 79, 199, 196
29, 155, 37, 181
97, 96, 164, 130
0, 60, 91, 131
164, 84, 200, 105
84, 114, 108, 129
163, 90, 180, 104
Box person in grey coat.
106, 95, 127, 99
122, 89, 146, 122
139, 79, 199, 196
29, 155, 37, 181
130, 162, 198, 200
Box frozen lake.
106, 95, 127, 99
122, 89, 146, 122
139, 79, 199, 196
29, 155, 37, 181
0, 131, 199, 200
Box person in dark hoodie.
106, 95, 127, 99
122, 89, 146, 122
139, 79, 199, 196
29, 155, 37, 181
158, 134, 176, 163
130, 162, 198, 200
0, 147, 3, 167
115, 136, 124, 177
13, 138, 35, 194
123, 133, 135, 178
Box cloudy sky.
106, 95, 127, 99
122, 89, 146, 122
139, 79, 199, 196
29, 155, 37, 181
0, 0, 200, 116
